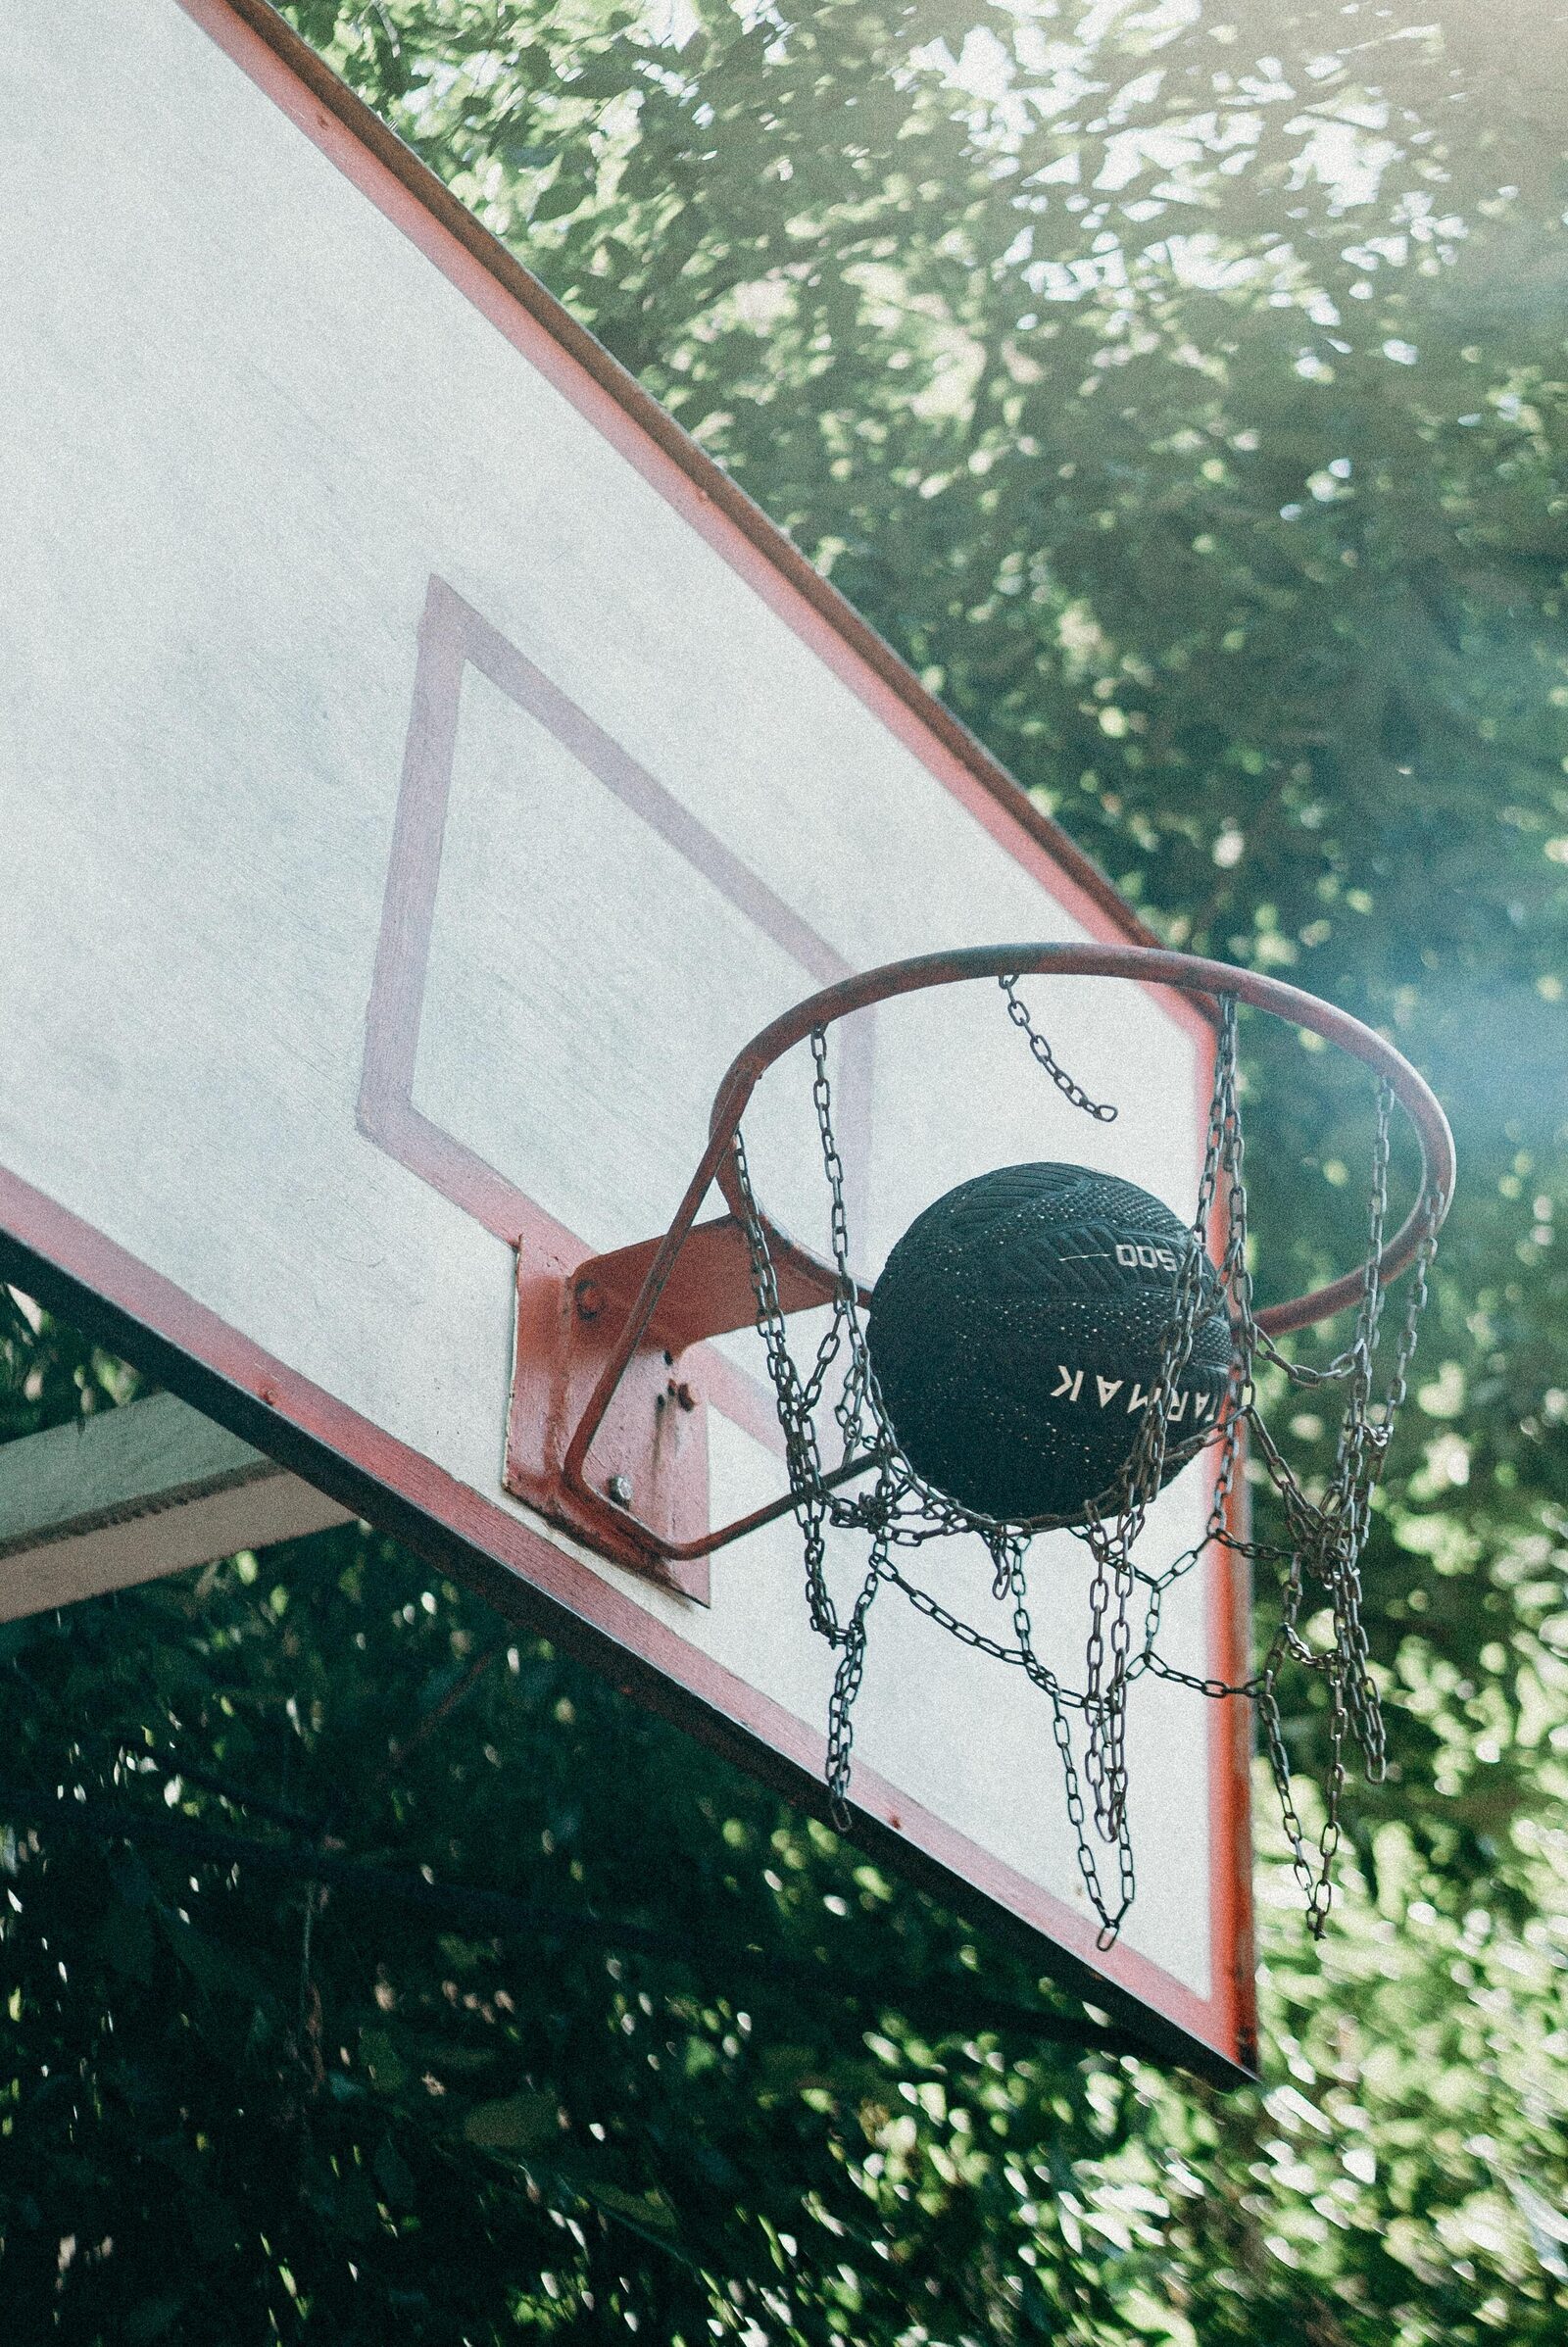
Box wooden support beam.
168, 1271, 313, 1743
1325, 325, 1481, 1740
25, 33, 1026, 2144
0, 1392, 353, 1622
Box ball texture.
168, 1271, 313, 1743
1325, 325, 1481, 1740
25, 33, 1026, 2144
865, 1162, 1231, 1523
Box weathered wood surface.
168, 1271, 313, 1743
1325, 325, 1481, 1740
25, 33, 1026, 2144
0, 1393, 352, 1620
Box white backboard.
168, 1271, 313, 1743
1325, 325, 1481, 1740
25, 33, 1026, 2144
0, 0, 1253, 2074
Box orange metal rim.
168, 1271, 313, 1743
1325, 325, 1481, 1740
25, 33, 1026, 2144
707, 944, 1456, 1340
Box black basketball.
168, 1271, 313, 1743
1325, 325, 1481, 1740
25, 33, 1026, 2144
865, 1162, 1231, 1523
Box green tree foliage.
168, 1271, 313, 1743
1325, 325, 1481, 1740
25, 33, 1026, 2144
3, 0, 1567, 2335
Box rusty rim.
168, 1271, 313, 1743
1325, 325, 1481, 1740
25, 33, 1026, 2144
707, 943, 1455, 1339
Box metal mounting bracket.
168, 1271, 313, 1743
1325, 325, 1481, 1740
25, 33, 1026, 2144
502, 1212, 838, 1600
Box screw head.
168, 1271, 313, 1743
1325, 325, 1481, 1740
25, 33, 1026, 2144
607, 1473, 633, 1507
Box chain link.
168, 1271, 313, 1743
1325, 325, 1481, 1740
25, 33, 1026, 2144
999, 976, 1119, 1121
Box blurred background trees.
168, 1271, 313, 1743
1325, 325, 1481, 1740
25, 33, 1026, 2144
2, 1, 1565, 2335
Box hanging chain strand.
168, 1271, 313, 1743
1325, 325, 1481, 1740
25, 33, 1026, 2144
999, 976, 1119, 1122
726, 986, 1445, 1948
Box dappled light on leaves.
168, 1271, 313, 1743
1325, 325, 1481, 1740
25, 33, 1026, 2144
1, 0, 1565, 2336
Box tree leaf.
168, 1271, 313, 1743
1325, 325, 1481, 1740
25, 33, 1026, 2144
462, 2089, 561, 2152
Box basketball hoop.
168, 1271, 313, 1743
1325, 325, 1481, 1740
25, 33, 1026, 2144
544, 946, 1454, 1946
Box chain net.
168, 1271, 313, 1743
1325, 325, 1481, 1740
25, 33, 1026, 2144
729, 983, 1444, 1948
